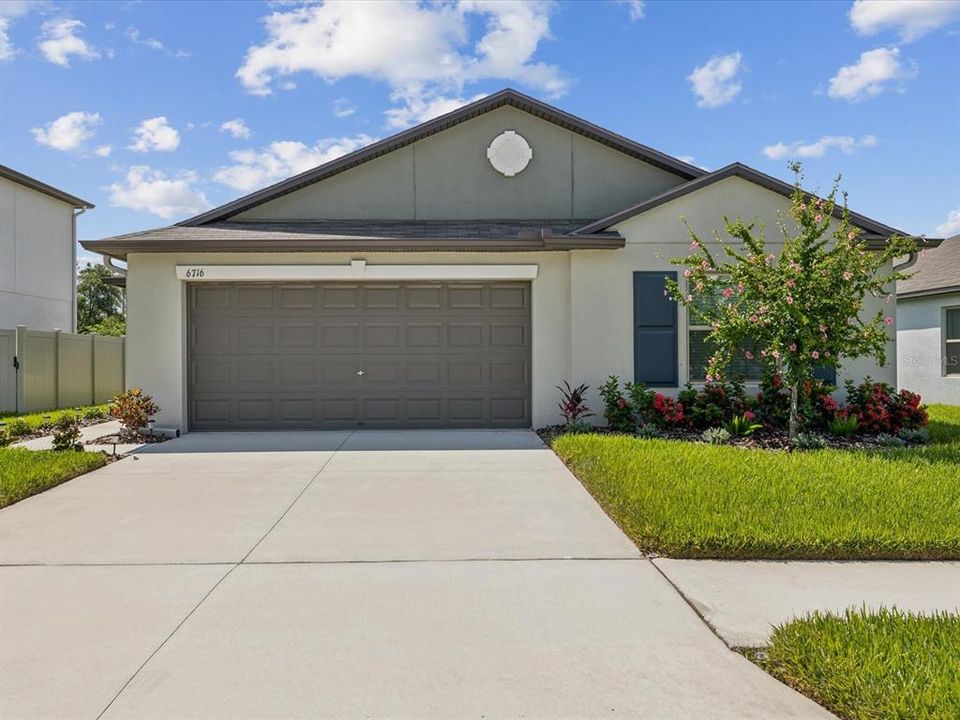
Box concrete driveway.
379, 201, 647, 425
0, 430, 830, 719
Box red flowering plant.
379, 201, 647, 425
651, 392, 685, 427
844, 379, 927, 434
755, 372, 837, 431
678, 379, 750, 429
665, 163, 920, 440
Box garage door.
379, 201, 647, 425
187, 282, 531, 430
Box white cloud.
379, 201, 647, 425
935, 208, 960, 237
618, 1, 645, 21
220, 118, 251, 140
828, 46, 916, 101
120, 25, 189, 57
687, 51, 743, 108
762, 134, 878, 160
236, 1, 567, 126
675, 154, 709, 170
1, 0, 44, 61
94, 144, 112, 157
32, 111, 101, 151
384, 91, 487, 129
38, 18, 100, 67
849, 0, 960, 43
106, 166, 210, 219
332, 97, 357, 118
129, 116, 180, 152
213, 134, 376, 192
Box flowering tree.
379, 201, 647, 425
666, 164, 918, 440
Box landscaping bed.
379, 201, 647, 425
0, 447, 109, 508
744, 608, 960, 720
551, 405, 960, 560
0, 405, 111, 443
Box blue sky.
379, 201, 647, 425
1, 0, 958, 267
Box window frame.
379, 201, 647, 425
685, 280, 765, 384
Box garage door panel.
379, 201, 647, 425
188, 281, 530, 430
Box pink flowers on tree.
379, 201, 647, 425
664, 162, 921, 439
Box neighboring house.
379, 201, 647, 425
83, 89, 929, 432
897, 235, 960, 405
0, 165, 94, 332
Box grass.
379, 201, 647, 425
0, 448, 107, 508
551, 404, 960, 559
751, 608, 960, 720
0, 404, 110, 436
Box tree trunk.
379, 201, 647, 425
789, 382, 799, 441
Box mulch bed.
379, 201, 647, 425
536, 425, 908, 451
9, 416, 112, 443
87, 431, 170, 447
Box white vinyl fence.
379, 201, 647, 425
0, 326, 125, 413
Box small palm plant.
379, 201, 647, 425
557, 381, 594, 429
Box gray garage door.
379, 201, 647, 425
187, 282, 531, 430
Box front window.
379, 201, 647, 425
687, 288, 764, 381
946, 307, 960, 376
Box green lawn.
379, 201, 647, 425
752, 608, 960, 720
552, 405, 960, 559
0, 448, 107, 508
0, 404, 110, 437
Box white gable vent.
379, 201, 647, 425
487, 130, 533, 177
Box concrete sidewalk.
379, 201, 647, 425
1, 430, 832, 719
655, 558, 960, 647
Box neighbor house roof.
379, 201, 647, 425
898, 235, 960, 299
81, 220, 625, 260
0, 164, 94, 209
177, 88, 706, 227
574, 163, 920, 244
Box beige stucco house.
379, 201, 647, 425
897, 235, 960, 404
1, 165, 93, 332
83, 89, 923, 432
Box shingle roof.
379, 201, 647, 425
80, 219, 624, 259
898, 235, 960, 298
0, 164, 94, 209
178, 88, 705, 227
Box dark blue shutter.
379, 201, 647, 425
633, 272, 678, 387
812, 364, 837, 385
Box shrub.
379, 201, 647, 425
755, 373, 836, 431
898, 427, 930, 444
724, 412, 762, 437
828, 411, 860, 437
651, 393, 685, 427
51, 414, 82, 452
876, 433, 905, 448
109, 388, 160, 439
599, 376, 635, 433
561, 420, 594, 435
679, 380, 750, 430
636, 424, 663, 439
793, 432, 826, 450
625, 382, 656, 425
702, 427, 731, 445
0, 429, 9, 447
5, 418, 31, 438
83, 406, 107, 421
556, 381, 594, 427
844, 379, 928, 434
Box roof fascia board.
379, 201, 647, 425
0, 164, 94, 209
897, 284, 960, 299
576, 162, 908, 238
178, 89, 705, 227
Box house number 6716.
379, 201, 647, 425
185, 267, 205, 278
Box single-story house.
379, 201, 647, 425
83, 89, 931, 432
897, 235, 960, 404
1, 164, 94, 332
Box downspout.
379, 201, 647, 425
72, 207, 86, 333
102, 255, 127, 277
894, 251, 918, 272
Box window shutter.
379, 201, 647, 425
812, 364, 837, 385
633, 272, 678, 387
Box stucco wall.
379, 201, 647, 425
233, 107, 684, 222
0, 177, 76, 331
568, 176, 897, 415
897, 293, 960, 404
125, 251, 572, 431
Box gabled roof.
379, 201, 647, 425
178, 88, 705, 227
80, 219, 625, 260
0, 164, 94, 209
898, 235, 960, 298
574, 162, 920, 243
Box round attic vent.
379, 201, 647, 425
486, 130, 533, 177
